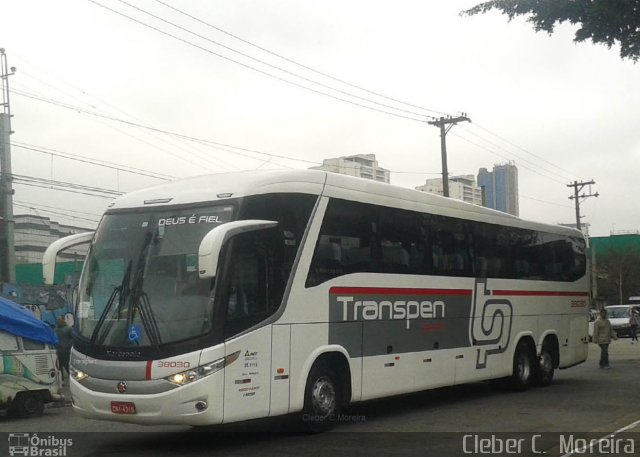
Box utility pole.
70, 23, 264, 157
428, 114, 470, 197
0, 48, 16, 283
567, 180, 598, 232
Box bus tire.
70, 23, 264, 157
533, 345, 555, 387
11, 392, 45, 418
508, 340, 535, 391
302, 363, 341, 432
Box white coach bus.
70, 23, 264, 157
43, 170, 589, 428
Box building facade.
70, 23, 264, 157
477, 162, 519, 216
415, 174, 483, 205
310, 154, 390, 183
14, 214, 92, 264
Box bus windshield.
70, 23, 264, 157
77, 205, 234, 349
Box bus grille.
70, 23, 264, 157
34, 355, 50, 375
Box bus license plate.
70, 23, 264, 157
111, 401, 136, 414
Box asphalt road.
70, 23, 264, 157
2, 342, 639, 456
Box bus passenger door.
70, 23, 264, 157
219, 229, 283, 423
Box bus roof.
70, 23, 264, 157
108, 169, 581, 237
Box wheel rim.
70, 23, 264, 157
540, 352, 553, 376
517, 352, 531, 382
23, 396, 39, 414
311, 376, 336, 416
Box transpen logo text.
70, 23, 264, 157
337, 296, 445, 329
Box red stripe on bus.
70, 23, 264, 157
329, 287, 472, 296
146, 360, 153, 380
492, 290, 589, 297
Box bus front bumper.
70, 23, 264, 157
69, 377, 224, 426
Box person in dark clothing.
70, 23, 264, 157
55, 317, 73, 380
630, 309, 639, 343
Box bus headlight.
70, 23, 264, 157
165, 351, 240, 386
70, 367, 90, 382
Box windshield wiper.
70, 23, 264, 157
90, 261, 132, 346
136, 291, 162, 347
125, 231, 162, 350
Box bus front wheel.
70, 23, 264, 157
302, 363, 341, 432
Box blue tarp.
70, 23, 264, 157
0, 296, 59, 346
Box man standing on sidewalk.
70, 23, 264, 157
592, 309, 617, 369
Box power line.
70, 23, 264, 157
14, 200, 103, 217
12, 174, 122, 199
12, 142, 174, 180
459, 125, 576, 183
12, 88, 321, 165
114, 0, 440, 121
16, 6, 580, 192
471, 122, 583, 181
87, 0, 430, 124
153, 0, 449, 118
13, 181, 117, 200
450, 132, 567, 186
10, 85, 220, 171
520, 194, 573, 209
85, 115, 225, 172
12, 174, 123, 196
14, 203, 101, 224
13, 77, 238, 172
12, 89, 444, 178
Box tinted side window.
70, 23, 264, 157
222, 229, 283, 339
473, 224, 517, 279
426, 214, 474, 277
307, 200, 377, 287
378, 207, 420, 274
241, 192, 317, 289
239, 193, 316, 245
306, 198, 586, 286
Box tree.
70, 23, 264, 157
462, 0, 640, 62
595, 244, 640, 305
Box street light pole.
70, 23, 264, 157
0, 48, 16, 283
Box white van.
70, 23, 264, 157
605, 304, 640, 337
1, 298, 64, 418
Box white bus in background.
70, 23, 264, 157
44, 170, 589, 429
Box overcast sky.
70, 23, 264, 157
2, 0, 639, 237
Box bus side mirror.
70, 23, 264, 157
198, 220, 278, 279
42, 232, 95, 285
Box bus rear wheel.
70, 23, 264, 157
508, 340, 535, 391
302, 364, 341, 432
534, 345, 555, 387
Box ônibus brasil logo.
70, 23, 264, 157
8, 433, 73, 457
